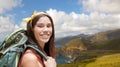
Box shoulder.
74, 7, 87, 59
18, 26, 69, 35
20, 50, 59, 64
23, 50, 36, 60
21, 49, 37, 66
21, 49, 43, 67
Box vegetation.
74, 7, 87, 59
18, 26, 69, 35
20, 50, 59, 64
85, 53, 120, 67
56, 29, 120, 67
57, 53, 120, 67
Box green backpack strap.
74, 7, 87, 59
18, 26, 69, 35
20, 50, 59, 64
25, 45, 48, 61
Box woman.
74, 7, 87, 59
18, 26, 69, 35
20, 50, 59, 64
18, 11, 56, 67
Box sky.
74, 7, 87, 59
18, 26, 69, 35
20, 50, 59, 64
0, 0, 120, 41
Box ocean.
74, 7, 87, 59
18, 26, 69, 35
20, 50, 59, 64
56, 56, 71, 64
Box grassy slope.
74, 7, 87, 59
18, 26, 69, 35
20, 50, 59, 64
57, 53, 120, 67
85, 53, 120, 67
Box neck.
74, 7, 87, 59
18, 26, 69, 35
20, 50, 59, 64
37, 42, 47, 56
37, 41, 45, 50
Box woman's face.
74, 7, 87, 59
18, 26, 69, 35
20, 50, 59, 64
33, 16, 52, 45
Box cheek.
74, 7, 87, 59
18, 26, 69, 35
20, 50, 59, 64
49, 28, 53, 34
34, 27, 42, 33
33, 28, 41, 37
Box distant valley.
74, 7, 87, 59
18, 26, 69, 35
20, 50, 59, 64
56, 29, 120, 64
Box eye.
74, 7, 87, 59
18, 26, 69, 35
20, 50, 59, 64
37, 24, 44, 28
47, 24, 52, 28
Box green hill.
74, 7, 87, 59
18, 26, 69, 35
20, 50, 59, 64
57, 29, 120, 66
85, 29, 120, 50
56, 38, 87, 58
57, 53, 120, 67
85, 53, 120, 67
62, 38, 87, 51
57, 29, 120, 51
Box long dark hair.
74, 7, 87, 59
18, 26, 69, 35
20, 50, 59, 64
26, 12, 56, 58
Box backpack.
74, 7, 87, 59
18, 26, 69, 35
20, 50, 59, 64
0, 29, 47, 67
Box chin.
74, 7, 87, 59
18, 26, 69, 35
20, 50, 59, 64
42, 39, 49, 43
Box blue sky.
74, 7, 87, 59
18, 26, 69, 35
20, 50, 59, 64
8, 0, 82, 24
0, 0, 120, 41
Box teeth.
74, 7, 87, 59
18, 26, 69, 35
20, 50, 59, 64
42, 35, 49, 38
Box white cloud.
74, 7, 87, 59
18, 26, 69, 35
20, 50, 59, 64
0, 0, 22, 41
0, 16, 15, 32
46, 0, 120, 37
20, 21, 27, 29
0, 0, 22, 14
80, 0, 120, 14
0, 15, 16, 41
19, 0, 120, 38
47, 9, 120, 37
0, 33, 6, 42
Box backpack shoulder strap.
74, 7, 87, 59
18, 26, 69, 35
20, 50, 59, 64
25, 45, 48, 61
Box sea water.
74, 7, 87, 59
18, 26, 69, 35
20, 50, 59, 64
56, 56, 71, 64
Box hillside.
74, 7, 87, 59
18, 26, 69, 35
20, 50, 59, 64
57, 29, 120, 51
57, 38, 87, 59
56, 29, 120, 63
55, 34, 88, 48
56, 29, 120, 50
85, 29, 120, 50
57, 53, 120, 67
85, 53, 120, 67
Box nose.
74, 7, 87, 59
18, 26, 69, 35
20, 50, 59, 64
43, 27, 50, 34
43, 26, 49, 32
44, 27, 48, 31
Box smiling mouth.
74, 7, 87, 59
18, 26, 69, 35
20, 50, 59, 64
41, 35, 50, 39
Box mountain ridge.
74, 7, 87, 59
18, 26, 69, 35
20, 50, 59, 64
56, 29, 120, 63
